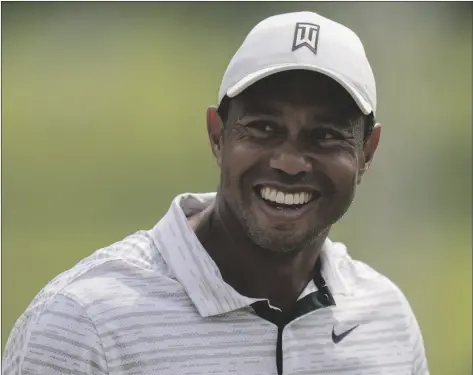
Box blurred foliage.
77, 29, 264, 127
2, 3, 471, 375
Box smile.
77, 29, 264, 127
255, 185, 320, 219
260, 186, 312, 206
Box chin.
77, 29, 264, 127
246, 221, 320, 254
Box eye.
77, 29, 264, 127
309, 128, 343, 141
247, 121, 277, 134
322, 131, 337, 139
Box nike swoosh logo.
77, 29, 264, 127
332, 324, 359, 344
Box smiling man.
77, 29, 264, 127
3, 11, 429, 375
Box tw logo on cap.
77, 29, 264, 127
292, 22, 320, 55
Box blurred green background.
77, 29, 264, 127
2, 2, 471, 374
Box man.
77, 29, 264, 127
3, 11, 429, 375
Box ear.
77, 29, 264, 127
206, 106, 224, 168
357, 123, 381, 184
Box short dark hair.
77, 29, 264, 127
362, 112, 375, 142
217, 95, 231, 125
217, 95, 375, 144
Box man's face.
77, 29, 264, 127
209, 71, 377, 253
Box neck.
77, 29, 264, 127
193, 194, 330, 312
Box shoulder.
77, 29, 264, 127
335, 241, 429, 364
3, 229, 180, 372
4, 230, 172, 343
329, 239, 421, 322
2, 293, 108, 374
34, 230, 172, 304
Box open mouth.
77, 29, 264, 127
254, 185, 320, 210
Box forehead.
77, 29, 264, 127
234, 71, 360, 118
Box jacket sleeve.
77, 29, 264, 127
2, 293, 108, 375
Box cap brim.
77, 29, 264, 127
225, 63, 372, 115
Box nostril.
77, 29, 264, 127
274, 169, 308, 183
269, 154, 312, 175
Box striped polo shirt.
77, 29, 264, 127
2, 193, 429, 375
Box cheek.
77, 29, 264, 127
221, 141, 261, 192
317, 153, 359, 224
322, 152, 359, 189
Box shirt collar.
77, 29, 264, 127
150, 193, 352, 317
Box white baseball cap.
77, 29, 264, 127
218, 11, 377, 115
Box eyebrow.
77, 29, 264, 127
241, 101, 283, 117
308, 113, 354, 129
240, 100, 356, 129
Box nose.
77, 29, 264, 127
269, 147, 312, 176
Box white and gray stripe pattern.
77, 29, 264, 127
2, 193, 429, 375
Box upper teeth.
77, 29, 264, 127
260, 187, 312, 205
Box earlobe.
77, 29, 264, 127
357, 162, 370, 184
